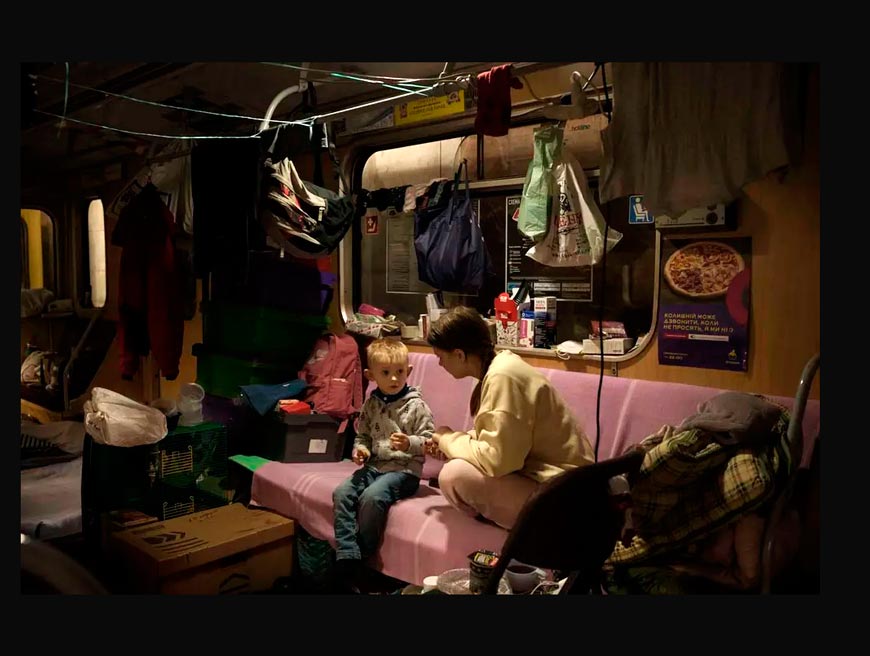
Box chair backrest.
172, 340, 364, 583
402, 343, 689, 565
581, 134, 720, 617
484, 449, 645, 594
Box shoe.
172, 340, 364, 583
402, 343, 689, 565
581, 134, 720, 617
334, 558, 363, 594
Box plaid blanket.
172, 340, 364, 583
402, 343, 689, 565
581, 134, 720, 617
608, 407, 792, 565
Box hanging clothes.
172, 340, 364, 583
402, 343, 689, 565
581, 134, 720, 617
403, 178, 449, 213
190, 140, 262, 278
474, 64, 523, 137
109, 142, 194, 235
366, 185, 410, 214
599, 62, 801, 217
112, 184, 184, 381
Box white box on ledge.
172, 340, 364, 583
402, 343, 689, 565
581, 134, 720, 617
582, 337, 635, 355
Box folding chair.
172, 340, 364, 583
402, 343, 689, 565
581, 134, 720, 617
483, 449, 645, 595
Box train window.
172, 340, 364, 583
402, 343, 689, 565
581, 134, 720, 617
349, 120, 659, 359
20, 209, 57, 293
20, 217, 29, 288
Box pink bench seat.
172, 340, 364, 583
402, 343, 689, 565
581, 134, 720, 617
251, 351, 820, 586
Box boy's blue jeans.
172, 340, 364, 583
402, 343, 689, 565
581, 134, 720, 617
333, 466, 420, 561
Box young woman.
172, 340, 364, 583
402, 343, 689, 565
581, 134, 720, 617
426, 306, 595, 529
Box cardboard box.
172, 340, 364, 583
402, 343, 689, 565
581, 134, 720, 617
582, 338, 636, 355
496, 320, 519, 347
110, 503, 294, 594
518, 316, 536, 348
533, 296, 558, 349
533, 296, 557, 317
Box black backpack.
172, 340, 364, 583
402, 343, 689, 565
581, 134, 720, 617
259, 122, 361, 259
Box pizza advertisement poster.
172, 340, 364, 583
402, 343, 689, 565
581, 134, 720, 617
658, 237, 751, 371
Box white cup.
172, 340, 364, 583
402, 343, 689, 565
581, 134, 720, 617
429, 308, 448, 323
504, 561, 546, 594
422, 575, 439, 594
177, 383, 205, 427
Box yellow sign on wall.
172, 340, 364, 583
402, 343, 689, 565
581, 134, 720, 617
394, 89, 467, 127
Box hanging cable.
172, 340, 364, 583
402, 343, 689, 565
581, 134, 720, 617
304, 84, 439, 123
55, 62, 70, 139
594, 219, 610, 463
34, 110, 262, 140
520, 75, 547, 104
579, 64, 601, 91
37, 75, 310, 126
262, 61, 469, 84
439, 62, 455, 78
61, 64, 69, 120
330, 72, 428, 95
600, 62, 612, 122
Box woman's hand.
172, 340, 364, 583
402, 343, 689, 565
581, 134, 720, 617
424, 436, 448, 461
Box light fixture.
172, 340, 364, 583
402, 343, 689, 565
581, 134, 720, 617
87, 198, 106, 308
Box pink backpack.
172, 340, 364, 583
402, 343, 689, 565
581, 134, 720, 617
299, 333, 363, 421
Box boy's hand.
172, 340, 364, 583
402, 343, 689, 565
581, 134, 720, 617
389, 432, 410, 452
352, 447, 370, 465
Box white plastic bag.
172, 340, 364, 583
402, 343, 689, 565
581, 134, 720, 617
21, 288, 55, 318
20, 351, 44, 386
84, 387, 167, 447
526, 151, 623, 267
21, 420, 86, 455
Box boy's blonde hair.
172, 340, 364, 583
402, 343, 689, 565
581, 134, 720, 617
366, 339, 409, 366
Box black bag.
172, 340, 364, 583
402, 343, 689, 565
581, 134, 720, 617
259, 123, 360, 259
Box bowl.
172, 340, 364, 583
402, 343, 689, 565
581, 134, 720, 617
436, 568, 511, 595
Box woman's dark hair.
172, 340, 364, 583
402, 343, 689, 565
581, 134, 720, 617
427, 306, 496, 415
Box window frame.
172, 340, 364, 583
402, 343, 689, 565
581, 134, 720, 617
337, 136, 661, 364
20, 207, 59, 294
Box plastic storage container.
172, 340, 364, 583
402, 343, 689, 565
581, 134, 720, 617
202, 393, 255, 455
193, 344, 300, 398
177, 383, 205, 426
210, 250, 336, 314
149, 481, 231, 521
254, 413, 345, 463
201, 299, 329, 362
81, 422, 232, 545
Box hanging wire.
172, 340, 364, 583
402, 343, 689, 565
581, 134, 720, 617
36, 75, 310, 126
580, 64, 601, 91
262, 61, 469, 84
34, 79, 438, 140
600, 63, 612, 122
56, 62, 69, 138
305, 83, 439, 123
35, 63, 495, 141
62, 64, 69, 120
452, 134, 471, 171
34, 110, 263, 140
521, 75, 548, 104
330, 71, 429, 95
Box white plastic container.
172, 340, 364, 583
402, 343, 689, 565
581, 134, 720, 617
422, 575, 439, 594
177, 383, 205, 426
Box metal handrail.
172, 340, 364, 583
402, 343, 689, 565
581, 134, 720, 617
760, 353, 820, 593
62, 307, 103, 412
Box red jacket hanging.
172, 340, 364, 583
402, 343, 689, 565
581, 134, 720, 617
112, 183, 184, 381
